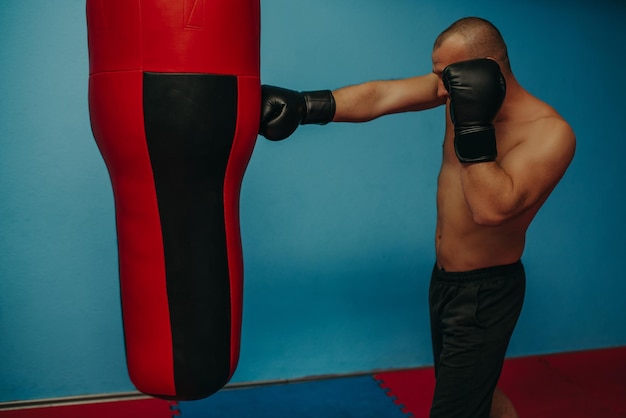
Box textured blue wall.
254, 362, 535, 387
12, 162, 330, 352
0, 0, 624, 403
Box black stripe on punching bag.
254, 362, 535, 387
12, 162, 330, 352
143, 72, 237, 399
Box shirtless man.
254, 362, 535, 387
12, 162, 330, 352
259, 17, 575, 418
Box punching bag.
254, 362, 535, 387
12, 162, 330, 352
86, 0, 260, 400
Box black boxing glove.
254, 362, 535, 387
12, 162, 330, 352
259, 85, 336, 141
443, 58, 506, 163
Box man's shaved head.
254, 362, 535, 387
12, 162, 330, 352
434, 17, 511, 73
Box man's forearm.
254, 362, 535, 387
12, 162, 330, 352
460, 162, 520, 226
332, 81, 385, 122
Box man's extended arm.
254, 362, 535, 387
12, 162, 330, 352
259, 73, 444, 140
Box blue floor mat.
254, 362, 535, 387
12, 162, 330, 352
177, 374, 409, 418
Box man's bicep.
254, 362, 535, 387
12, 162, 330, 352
502, 124, 575, 211
379, 74, 444, 114
333, 73, 443, 122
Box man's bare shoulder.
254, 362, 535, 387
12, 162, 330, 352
500, 95, 575, 180
515, 95, 576, 154
529, 108, 575, 156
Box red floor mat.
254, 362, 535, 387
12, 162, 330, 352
375, 367, 435, 417
375, 347, 626, 418
0, 397, 175, 418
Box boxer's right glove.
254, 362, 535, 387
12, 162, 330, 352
443, 58, 506, 163
259, 85, 336, 141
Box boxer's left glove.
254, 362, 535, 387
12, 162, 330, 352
443, 58, 506, 163
259, 85, 336, 141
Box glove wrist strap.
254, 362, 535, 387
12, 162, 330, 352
302, 90, 336, 125
454, 126, 498, 163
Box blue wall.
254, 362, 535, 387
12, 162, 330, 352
1, 0, 625, 403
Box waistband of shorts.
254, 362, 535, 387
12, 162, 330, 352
432, 260, 524, 283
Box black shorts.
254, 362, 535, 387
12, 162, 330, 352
428, 261, 526, 418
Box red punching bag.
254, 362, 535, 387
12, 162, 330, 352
86, 0, 260, 400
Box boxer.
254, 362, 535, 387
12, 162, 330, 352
259, 17, 575, 418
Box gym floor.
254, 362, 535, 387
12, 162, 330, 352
1, 346, 624, 418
